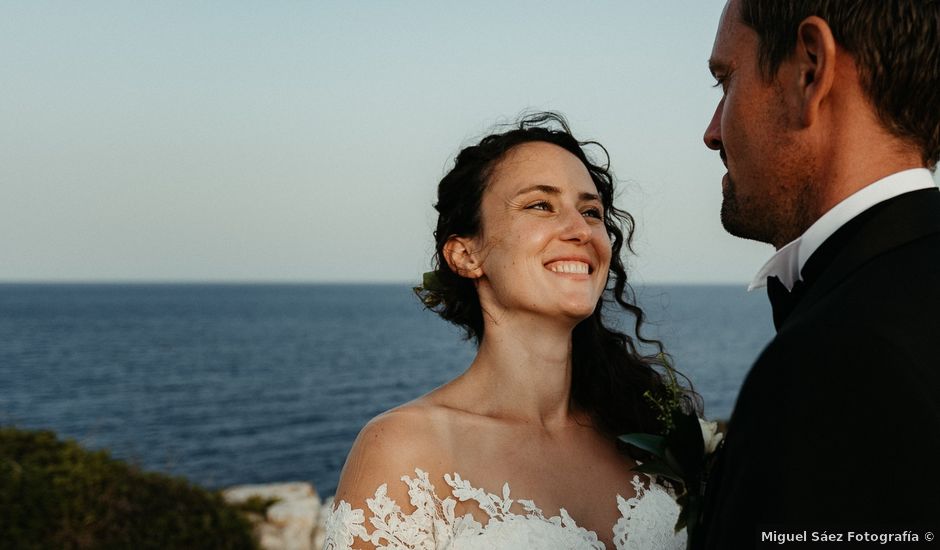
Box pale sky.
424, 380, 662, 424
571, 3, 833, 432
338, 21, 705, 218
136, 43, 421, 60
3, 1, 937, 284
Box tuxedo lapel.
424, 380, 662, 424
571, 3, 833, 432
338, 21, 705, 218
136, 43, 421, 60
783, 188, 940, 330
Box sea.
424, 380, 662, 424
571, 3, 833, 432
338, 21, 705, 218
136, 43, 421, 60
0, 283, 773, 497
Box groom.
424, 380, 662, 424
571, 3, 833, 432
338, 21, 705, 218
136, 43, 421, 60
694, 1, 940, 548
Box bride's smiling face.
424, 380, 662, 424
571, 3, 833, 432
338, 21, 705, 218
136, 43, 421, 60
466, 141, 612, 322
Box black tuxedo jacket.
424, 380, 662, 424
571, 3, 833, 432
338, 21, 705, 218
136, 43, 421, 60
694, 187, 940, 549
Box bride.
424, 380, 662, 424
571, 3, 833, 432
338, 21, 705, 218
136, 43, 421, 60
323, 113, 694, 549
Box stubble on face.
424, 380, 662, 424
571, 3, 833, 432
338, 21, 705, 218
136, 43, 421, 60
726, 188, 822, 254
720, 147, 820, 249
713, 37, 819, 249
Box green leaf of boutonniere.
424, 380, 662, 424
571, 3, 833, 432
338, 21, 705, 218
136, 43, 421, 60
617, 433, 666, 458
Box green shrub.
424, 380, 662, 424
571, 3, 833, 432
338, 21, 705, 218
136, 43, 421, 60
0, 427, 257, 550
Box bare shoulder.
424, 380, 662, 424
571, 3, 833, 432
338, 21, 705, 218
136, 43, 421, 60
352, 403, 448, 465
332, 400, 454, 512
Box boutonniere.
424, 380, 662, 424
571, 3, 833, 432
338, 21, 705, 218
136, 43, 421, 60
619, 361, 724, 546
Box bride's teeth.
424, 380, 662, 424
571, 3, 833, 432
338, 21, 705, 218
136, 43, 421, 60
548, 261, 589, 274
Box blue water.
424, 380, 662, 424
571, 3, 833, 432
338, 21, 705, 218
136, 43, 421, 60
0, 283, 773, 497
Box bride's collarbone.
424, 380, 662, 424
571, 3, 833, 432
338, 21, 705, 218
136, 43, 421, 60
381, 401, 640, 520
424, 442, 639, 539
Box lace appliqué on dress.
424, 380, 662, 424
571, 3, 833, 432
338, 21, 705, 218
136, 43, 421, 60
322, 469, 684, 550
323, 499, 367, 550
612, 476, 687, 550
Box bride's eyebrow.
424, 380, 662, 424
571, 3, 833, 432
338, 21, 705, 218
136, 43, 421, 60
514, 184, 560, 197
580, 192, 601, 203
513, 185, 601, 203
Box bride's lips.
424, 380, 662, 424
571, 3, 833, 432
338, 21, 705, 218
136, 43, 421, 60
544, 258, 594, 278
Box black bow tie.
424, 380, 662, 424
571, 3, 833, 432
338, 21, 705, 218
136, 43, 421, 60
766, 276, 806, 330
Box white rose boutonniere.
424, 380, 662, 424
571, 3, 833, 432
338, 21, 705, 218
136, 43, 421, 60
698, 418, 724, 455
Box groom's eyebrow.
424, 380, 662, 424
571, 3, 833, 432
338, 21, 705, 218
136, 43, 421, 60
515, 185, 600, 202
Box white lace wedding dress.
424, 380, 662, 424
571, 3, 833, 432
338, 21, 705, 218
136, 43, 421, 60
322, 468, 686, 549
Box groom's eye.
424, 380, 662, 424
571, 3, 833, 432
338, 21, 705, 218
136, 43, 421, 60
712, 74, 729, 92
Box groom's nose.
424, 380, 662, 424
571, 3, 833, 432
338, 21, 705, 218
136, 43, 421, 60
704, 97, 724, 151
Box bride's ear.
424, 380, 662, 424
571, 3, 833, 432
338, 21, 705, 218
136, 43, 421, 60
443, 235, 483, 279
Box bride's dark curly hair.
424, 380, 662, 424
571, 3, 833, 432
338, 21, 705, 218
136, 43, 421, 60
416, 112, 698, 439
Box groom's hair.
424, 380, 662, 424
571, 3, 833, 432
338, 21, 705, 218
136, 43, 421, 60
739, 0, 940, 170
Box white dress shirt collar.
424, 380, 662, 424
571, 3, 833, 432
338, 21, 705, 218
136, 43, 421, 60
749, 168, 937, 291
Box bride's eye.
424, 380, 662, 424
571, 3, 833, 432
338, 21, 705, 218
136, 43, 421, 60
526, 201, 553, 212
582, 207, 603, 219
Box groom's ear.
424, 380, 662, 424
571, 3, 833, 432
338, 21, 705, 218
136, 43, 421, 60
443, 235, 484, 279
792, 15, 837, 127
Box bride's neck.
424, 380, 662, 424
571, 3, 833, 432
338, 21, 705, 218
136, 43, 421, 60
460, 315, 580, 430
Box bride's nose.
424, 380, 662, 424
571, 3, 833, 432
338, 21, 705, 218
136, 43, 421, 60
559, 207, 592, 243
